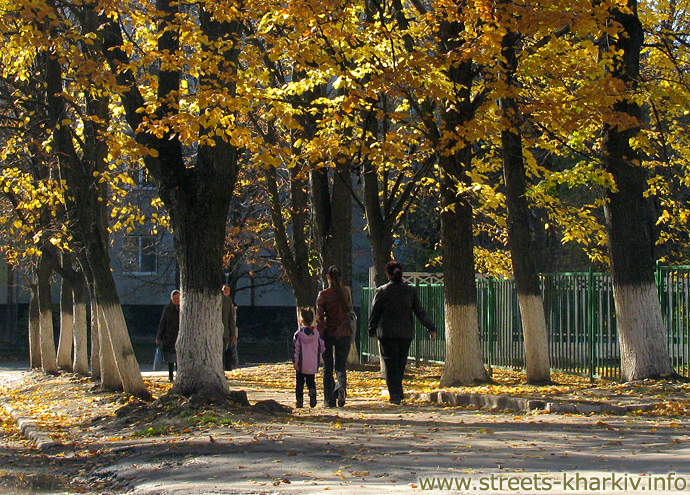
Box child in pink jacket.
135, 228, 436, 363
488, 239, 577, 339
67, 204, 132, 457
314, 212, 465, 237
293, 307, 326, 408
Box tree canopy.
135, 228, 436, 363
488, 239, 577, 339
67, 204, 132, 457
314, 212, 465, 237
1, 0, 690, 387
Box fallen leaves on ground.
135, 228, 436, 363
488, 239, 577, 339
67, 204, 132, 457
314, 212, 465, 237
229, 362, 690, 416
1, 362, 689, 448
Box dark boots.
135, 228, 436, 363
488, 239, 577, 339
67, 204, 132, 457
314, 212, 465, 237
297, 388, 318, 409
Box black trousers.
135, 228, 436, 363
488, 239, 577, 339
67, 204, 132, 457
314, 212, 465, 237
295, 372, 316, 403
322, 335, 350, 407
224, 343, 239, 371
378, 337, 412, 402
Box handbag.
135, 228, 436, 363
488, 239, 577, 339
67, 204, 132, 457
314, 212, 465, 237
347, 310, 357, 334
152, 347, 165, 371
345, 286, 357, 334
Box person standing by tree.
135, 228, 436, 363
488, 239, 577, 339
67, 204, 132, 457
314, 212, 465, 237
156, 290, 181, 382
368, 262, 437, 404
221, 285, 238, 371
316, 266, 352, 407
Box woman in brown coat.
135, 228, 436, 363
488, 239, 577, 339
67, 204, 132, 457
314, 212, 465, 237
316, 266, 352, 407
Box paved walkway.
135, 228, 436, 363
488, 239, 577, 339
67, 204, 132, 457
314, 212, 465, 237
98, 396, 690, 495
2, 364, 690, 494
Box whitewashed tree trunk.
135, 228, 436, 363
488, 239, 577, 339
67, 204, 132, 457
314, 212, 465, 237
81, 226, 149, 398
176, 291, 227, 397
90, 294, 101, 380
56, 277, 74, 371
98, 303, 121, 391
615, 283, 673, 382
44, 20, 147, 396
441, 304, 489, 386
378, 340, 387, 378
38, 259, 58, 375
28, 284, 41, 369
101, 301, 149, 395
38, 302, 57, 374
72, 277, 89, 375
345, 288, 359, 365
101, 11, 238, 400
438, 147, 490, 387
600, 0, 674, 382
518, 294, 551, 383
499, 28, 552, 384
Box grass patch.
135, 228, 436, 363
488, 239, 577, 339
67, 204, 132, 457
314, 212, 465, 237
195, 411, 234, 426
132, 425, 170, 437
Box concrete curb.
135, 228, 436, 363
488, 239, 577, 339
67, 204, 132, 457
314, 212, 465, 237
1, 401, 63, 453
406, 391, 658, 415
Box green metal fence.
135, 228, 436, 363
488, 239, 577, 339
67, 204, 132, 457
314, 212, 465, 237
359, 266, 690, 381
657, 265, 690, 376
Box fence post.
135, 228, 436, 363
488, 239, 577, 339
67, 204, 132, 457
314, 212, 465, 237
415, 285, 421, 366
488, 277, 496, 366
587, 268, 595, 383
359, 288, 368, 363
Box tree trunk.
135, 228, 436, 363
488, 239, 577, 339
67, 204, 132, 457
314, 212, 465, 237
311, 160, 355, 363
265, 163, 320, 307
171, 203, 230, 399
499, 30, 551, 384
434, 19, 490, 386
439, 165, 491, 386
311, 163, 353, 286
72, 275, 89, 375
369, 235, 395, 288
101, 5, 241, 400
601, 0, 673, 381
81, 205, 148, 397
362, 158, 393, 373
2, 264, 18, 345
97, 301, 122, 391
37, 254, 58, 375
362, 143, 395, 289
45, 27, 149, 397
28, 283, 41, 369
89, 289, 101, 380
57, 276, 74, 371
177, 290, 226, 396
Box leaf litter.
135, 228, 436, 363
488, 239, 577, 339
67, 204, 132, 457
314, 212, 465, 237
0, 363, 688, 493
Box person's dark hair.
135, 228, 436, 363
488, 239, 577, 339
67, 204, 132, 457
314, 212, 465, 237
385, 261, 403, 283
300, 307, 314, 326
327, 265, 349, 312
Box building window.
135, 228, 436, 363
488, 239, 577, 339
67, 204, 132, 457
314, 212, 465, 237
131, 166, 156, 190
122, 236, 157, 274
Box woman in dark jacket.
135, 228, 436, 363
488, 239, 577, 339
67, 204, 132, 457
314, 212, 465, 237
368, 262, 437, 404
316, 266, 353, 407
156, 290, 180, 381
